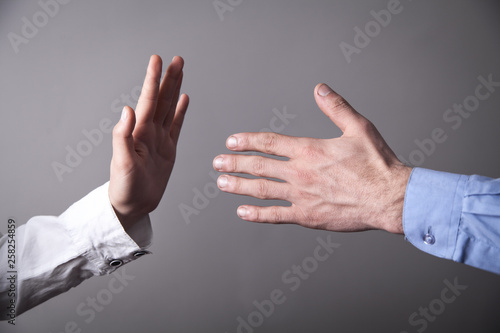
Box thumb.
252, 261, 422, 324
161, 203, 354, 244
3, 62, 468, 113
314, 83, 364, 133
112, 106, 136, 165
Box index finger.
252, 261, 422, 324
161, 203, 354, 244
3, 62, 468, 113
135, 55, 163, 124
226, 132, 299, 158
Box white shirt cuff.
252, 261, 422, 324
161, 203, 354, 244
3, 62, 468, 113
60, 182, 152, 275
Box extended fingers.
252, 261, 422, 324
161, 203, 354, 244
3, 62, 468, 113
156, 56, 184, 125
217, 175, 289, 201
135, 55, 163, 124
213, 154, 286, 180
163, 71, 183, 128
225, 132, 299, 158
170, 93, 190, 144
236, 205, 296, 224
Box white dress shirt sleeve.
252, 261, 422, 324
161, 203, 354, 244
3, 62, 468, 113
0, 182, 152, 321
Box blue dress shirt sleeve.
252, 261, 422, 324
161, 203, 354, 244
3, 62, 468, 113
403, 167, 500, 275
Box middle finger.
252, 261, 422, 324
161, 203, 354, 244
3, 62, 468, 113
213, 154, 288, 180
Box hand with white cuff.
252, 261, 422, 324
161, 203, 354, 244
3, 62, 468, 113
0, 55, 190, 321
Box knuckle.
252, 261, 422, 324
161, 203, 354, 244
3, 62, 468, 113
358, 117, 374, 131
256, 180, 269, 199
356, 118, 379, 139
269, 206, 293, 224
300, 142, 324, 160
229, 176, 241, 192
260, 133, 278, 154
252, 157, 266, 177
253, 208, 262, 222
237, 135, 249, 149
270, 206, 283, 224
228, 156, 238, 172
330, 95, 350, 111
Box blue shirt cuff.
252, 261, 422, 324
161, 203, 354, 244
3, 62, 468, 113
403, 168, 468, 260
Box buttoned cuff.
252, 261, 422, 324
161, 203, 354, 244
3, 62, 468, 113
403, 168, 468, 260
60, 182, 152, 275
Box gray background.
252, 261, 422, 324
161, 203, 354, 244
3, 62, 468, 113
1, 0, 500, 332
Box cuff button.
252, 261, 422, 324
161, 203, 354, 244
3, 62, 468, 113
134, 251, 149, 257
109, 259, 123, 267
423, 233, 435, 245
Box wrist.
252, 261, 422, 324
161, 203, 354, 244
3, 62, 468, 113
377, 164, 413, 235
108, 192, 147, 233
112, 207, 139, 233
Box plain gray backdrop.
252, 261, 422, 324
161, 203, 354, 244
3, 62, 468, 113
1, 0, 500, 332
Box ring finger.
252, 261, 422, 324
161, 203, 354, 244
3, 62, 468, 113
217, 175, 290, 201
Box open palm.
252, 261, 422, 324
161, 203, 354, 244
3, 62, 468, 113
109, 55, 189, 228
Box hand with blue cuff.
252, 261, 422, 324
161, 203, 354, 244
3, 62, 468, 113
214, 83, 500, 275
214, 83, 412, 234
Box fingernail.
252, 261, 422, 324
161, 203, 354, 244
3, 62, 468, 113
237, 207, 247, 218
227, 136, 238, 149
121, 107, 128, 121
214, 157, 224, 170
318, 84, 333, 97
218, 176, 228, 188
